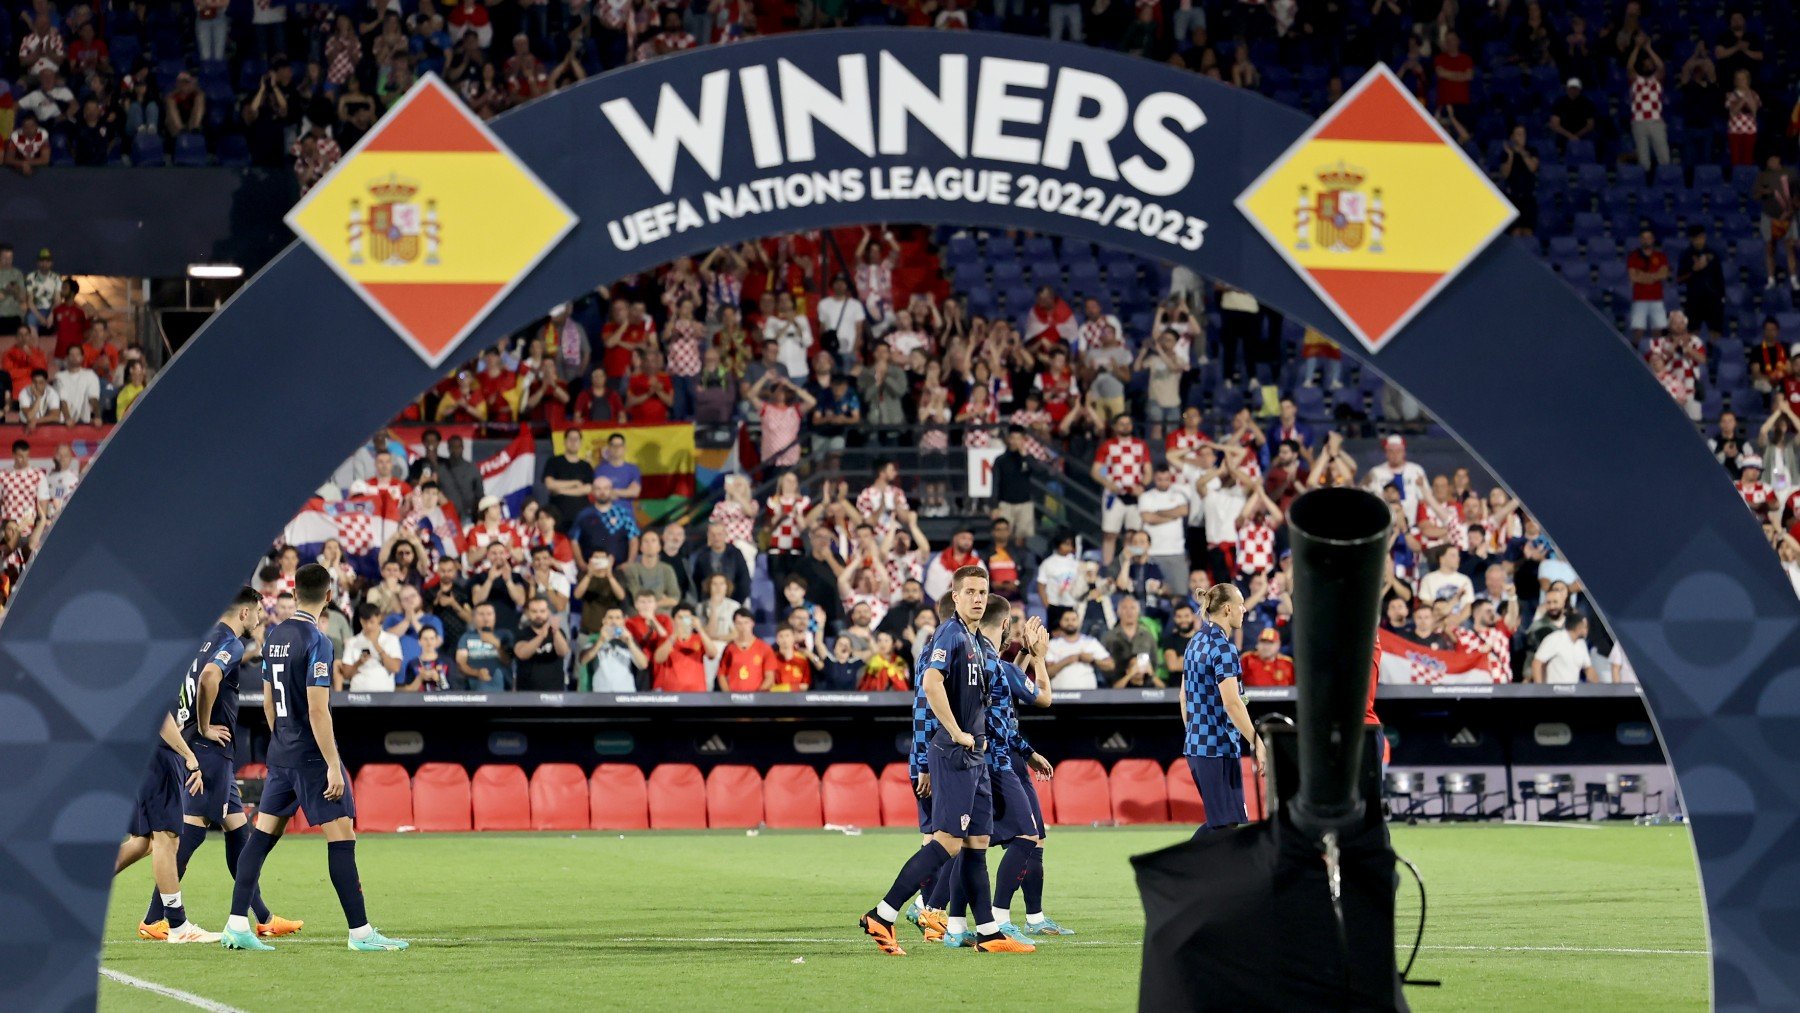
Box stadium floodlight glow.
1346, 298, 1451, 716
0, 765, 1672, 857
186, 263, 244, 279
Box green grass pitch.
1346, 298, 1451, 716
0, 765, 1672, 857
99, 823, 1706, 1011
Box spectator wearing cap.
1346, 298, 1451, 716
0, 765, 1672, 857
1738, 453, 1775, 520
1626, 230, 1670, 342
1240, 628, 1294, 687
1364, 434, 1430, 521
1677, 226, 1727, 338
1547, 78, 1597, 153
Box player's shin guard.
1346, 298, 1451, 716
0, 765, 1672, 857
1022, 846, 1045, 916
230, 829, 279, 919
328, 840, 370, 930
992, 839, 1034, 915
224, 824, 272, 923
146, 823, 208, 923
878, 841, 951, 921
960, 848, 997, 936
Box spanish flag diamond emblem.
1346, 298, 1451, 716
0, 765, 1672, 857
286, 75, 576, 367
1235, 65, 1515, 354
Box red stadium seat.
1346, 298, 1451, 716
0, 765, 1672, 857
471, 764, 531, 831
762, 765, 822, 828
411, 762, 472, 832
238, 762, 266, 781
529, 763, 590, 831
589, 764, 649, 830
879, 763, 919, 828
821, 764, 881, 827
1166, 760, 1204, 824
1242, 757, 1266, 822
1108, 759, 1170, 824
1033, 771, 1057, 826
646, 764, 707, 830
1051, 759, 1111, 825
704, 765, 765, 828
352, 764, 413, 832
287, 807, 316, 834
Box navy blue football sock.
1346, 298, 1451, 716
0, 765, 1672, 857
146, 823, 207, 923
993, 839, 1034, 915
224, 823, 272, 923
1022, 845, 1045, 915
959, 847, 995, 934
927, 852, 957, 910
945, 852, 966, 917
328, 840, 369, 929
162, 895, 187, 930
230, 828, 279, 919
878, 841, 951, 918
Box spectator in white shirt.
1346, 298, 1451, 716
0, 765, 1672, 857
1417, 545, 1475, 606
1364, 434, 1430, 519
1607, 642, 1639, 685
814, 274, 867, 361
1531, 613, 1596, 685
1035, 532, 1085, 629
337, 602, 404, 691
51, 349, 100, 424
17, 370, 64, 432
1043, 607, 1114, 690
1138, 465, 1190, 607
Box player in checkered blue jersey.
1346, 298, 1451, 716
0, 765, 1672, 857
1181, 583, 1265, 833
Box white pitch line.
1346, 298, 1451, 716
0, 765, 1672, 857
1498, 820, 1602, 830
1412, 943, 1707, 956
99, 968, 247, 1013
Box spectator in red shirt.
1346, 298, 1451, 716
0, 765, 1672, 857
1626, 229, 1670, 341
1433, 32, 1474, 108
1240, 628, 1295, 686
3, 324, 48, 405
4, 113, 51, 177
477, 347, 518, 421
51, 280, 88, 360
716, 612, 778, 691
81, 320, 121, 380
572, 366, 625, 422
624, 347, 674, 424
770, 627, 814, 691
652, 605, 717, 692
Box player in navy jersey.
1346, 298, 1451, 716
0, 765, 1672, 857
1181, 583, 1264, 832
115, 711, 220, 943
859, 565, 1033, 955
219, 564, 409, 952
136, 587, 305, 940
900, 593, 959, 943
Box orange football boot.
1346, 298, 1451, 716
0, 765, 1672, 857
974, 935, 1037, 953
257, 915, 305, 937
918, 909, 947, 943
137, 920, 169, 941
859, 913, 907, 956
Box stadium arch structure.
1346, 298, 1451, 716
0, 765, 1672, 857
2, 29, 1795, 1009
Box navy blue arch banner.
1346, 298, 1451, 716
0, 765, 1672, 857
3, 29, 1797, 1008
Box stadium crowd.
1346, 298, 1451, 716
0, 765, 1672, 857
4, 3, 1800, 684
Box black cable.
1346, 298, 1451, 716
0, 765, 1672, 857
1395, 850, 1441, 988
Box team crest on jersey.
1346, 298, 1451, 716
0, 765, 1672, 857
313, 661, 329, 680
213, 649, 233, 666
1298, 162, 1383, 254
931, 649, 947, 663
349, 174, 441, 267
960, 814, 970, 831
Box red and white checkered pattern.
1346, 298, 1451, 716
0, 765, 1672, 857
1237, 520, 1276, 575
1097, 437, 1150, 494
1455, 626, 1512, 683
768, 494, 812, 553
842, 591, 890, 627
885, 551, 924, 600
665, 320, 704, 377
1415, 498, 1468, 551
856, 483, 911, 535
1166, 427, 1210, 474
1630, 75, 1663, 122
465, 520, 523, 562
960, 400, 1000, 447
334, 510, 377, 555
1010, 408, 1056, 462
0, 467, 46, 526
711, 498, 757, 545
1740, 481, 1775, 518
759, 403, 802, 468
855, 261, 894, 315
1728, 92, 1757, 135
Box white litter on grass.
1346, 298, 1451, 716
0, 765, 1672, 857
746, 829, 759, 837
823, 823, 863, 836
397, 825, 417, 833
791, 957, 806, 964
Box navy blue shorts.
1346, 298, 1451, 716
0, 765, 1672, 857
127, 749, 186, 837
927, 742, 992, 838
991, 765, 1044, 842
260, 762, 356, 826
1187, 754, 1246, 830
181, 742, 244, 823
909, 765, 932, 833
